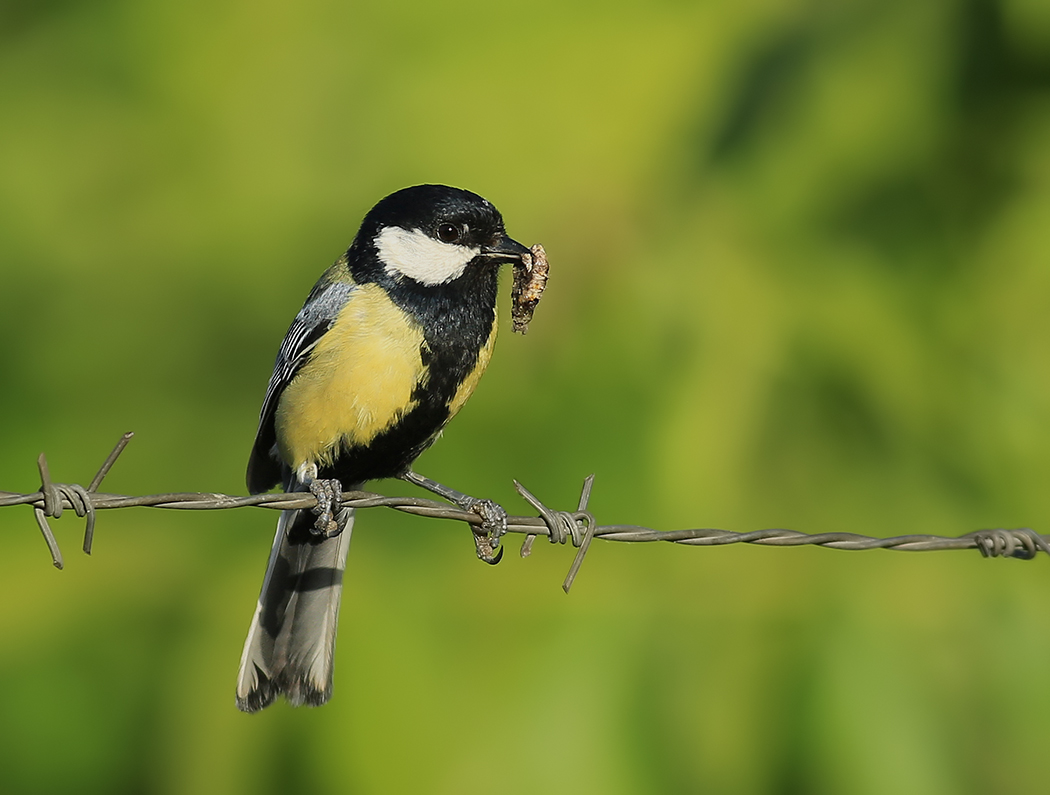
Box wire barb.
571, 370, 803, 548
971, 528, 1050, 560
512, 475, 597, 592
33, 453, 63, 569
22, 432, 136, 567
82, 431, 135, 554
562, 475, 597, 593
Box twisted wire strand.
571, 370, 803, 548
2, 433, 1045, 588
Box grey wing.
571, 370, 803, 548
246, 279, 356, 494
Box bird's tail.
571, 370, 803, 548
236, 504, 354, 713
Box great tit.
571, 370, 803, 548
236, 184, 529, 713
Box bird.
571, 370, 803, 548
236, 184, 529, 713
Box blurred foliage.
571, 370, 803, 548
1, 0, 1050, 792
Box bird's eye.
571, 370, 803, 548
436, 223, 460, 243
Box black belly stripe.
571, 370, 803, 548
318, 264, 499, 484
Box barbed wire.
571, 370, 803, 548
2, 432, 1047, 592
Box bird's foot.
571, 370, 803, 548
465, 498, 507, 565
399, 470, 506, 565
308, 478, 343, 538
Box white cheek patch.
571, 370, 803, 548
374, 226, 480, 285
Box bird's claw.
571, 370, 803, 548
308, 478, 343, 538
468, 499, 506, 565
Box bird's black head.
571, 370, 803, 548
351, 185, 528, 286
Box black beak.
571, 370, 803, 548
479, 235, 529, 264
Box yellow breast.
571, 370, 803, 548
274, 283, 426, 471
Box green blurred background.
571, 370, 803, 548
2, 0, 1050, 792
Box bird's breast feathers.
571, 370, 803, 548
274, 283, 427, 470
272, 282, 495, 473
